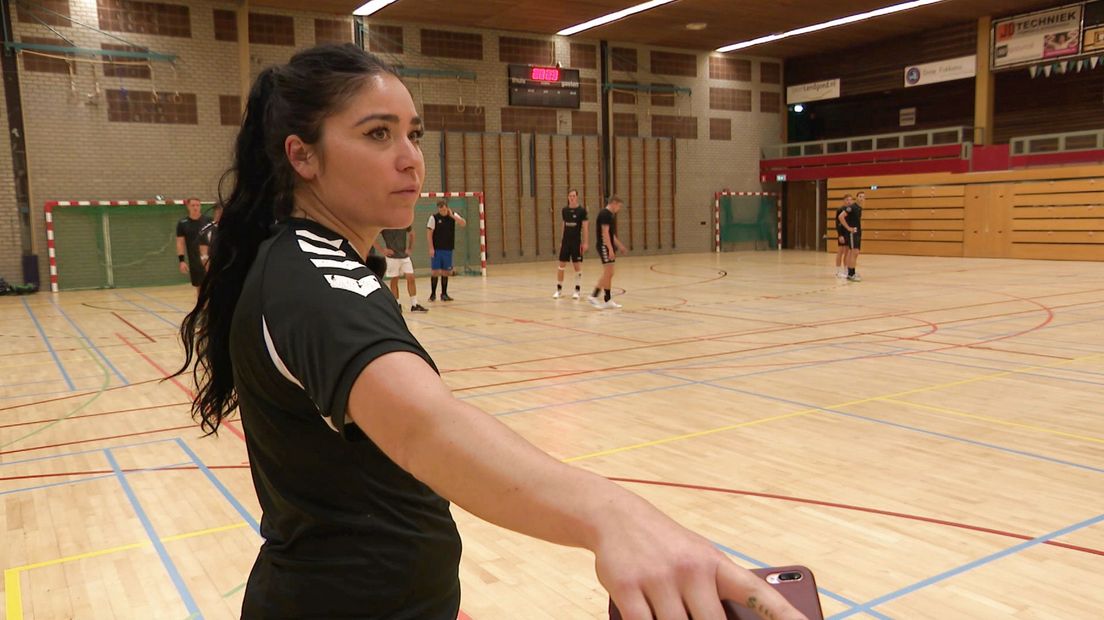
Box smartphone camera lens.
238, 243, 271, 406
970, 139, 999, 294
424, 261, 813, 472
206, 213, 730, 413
779, 572, 803, 582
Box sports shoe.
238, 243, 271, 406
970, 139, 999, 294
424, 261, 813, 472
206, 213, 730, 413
441, 293, 454, 302
602, 300, 623, 309
429, 294, 436, 301
587, 296, 602, 308
571, 290, 580, 300
553, 289, 562, 299
411, 304, 428, 312
836, 270, 847, 279
847, 274, 862, 282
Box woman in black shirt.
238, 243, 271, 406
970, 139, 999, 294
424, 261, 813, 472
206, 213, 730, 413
177, 44, 803, 620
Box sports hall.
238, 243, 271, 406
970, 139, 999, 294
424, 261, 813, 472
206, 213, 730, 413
1, 1, 1102, 618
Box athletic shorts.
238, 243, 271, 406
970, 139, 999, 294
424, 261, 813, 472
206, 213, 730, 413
848, 230, 862, 250
558, 238, 583, 263
431, 249, 454, 271
188, 262, 205, 287
837, 228, 849, 246
598, 244, 615, 265
385, 257, 415, 279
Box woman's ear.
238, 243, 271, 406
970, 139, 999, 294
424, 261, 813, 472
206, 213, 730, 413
286, 135, 318, 181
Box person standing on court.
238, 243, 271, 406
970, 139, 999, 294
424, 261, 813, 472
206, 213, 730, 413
376, 225, 427, 312
834, 194, 853, 279
426, 199, 465, 301
553, 188, 588, 299
176, 44, 804, 620
839, 190, 864, 281
176, 197, 212, 289
589, 196, 627, 309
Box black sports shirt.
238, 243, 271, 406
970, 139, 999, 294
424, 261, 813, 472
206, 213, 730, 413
230, 218, 461, 619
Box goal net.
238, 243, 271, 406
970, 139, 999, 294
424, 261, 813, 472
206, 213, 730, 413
713, 191, 780, 251
409, 192, 486, 277
45, 200, 216, 292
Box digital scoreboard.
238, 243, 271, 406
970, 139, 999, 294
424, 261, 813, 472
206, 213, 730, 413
507, 64, 581, 109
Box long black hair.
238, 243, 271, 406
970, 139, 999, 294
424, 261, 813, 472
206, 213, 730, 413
176, 44, 399, 435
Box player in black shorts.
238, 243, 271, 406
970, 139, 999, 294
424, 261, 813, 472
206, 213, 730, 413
838, 191, 864, 281
175, 44, 802, 620
588, 196, 627, 309
175, 197, 212, 291
553, 189, 588, 299
834, 194, 853, 279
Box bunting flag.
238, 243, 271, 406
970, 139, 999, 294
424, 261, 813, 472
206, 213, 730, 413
1043, 64, 1053, 77
1055, 62, 1067, 75
1093, 56, 1103, 69
1029, 65, 1040, 78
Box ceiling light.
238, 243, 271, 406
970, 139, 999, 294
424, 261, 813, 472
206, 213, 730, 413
716, 0, 949, 53
686, 23, 708, 31
557, 0, 678, 36
353, 0, 398, 16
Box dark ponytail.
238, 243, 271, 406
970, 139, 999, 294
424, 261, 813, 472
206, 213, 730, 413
176, 44, 399, 435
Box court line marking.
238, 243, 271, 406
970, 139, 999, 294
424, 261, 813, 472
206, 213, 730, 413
0, 336, 112, 449
104, 447, 200, 618
49, 298, 128, 384
4, 522, 250, 620
173, 438, 261, 535
565, 353, 1103, 463
20, 298, 75, 390
884, 398, 1104, 446
829, 512, 1104, 619
712, 542, 889, 620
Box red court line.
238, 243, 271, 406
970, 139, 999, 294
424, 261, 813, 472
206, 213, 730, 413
0, 424, 194, 456
112, 310, 156, 343
0, 463, 251, 483
118, 333, 248, 444
609, 477, 1104, 558
0, 377, 164, 413
0, 402, 189, 430
448, 305, 652, 344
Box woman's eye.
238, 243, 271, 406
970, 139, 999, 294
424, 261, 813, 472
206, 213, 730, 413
409, 130, 424, 144
367, 127, 390, 140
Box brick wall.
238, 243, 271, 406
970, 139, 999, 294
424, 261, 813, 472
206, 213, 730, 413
4, 4, 784, 278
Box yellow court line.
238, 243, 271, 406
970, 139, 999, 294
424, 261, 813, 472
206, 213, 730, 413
566, 353, 1104, 463
4, 522, 250, 620
884, 397, 1104, 445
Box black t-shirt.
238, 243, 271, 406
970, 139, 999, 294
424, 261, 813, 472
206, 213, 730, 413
176, 215, 212, 265
200, 221, 217, 248
428, 213, 457, 251
380, 227, 411, 259
596, 207, 616, 246
835, 206, 847, 234
561, 205, 588, 243
844, 204, 863, 231
230, 218, 461, 618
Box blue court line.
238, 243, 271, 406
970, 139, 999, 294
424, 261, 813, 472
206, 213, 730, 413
712, 542, 890, 620
829, 512, 1104, 619
133, 289, 187, 314
0, 437, 178, 468
21, 298, 76, 391
105, 448, 202, 619
901, 352, 1104, 388
0, 461, 191, 497
492, 376, 701, 418
693, 381, 1104, 475
174, 438, 261, 535
115, 292, 179, 328
49, 298, 128, 385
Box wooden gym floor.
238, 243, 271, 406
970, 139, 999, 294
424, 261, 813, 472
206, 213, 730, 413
2, 251, 1102, 619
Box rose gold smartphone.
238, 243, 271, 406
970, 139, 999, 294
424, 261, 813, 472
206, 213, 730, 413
608, 565, 824, 620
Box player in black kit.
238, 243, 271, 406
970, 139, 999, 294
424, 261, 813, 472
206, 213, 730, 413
175, 197, 212, 291
553, 189, 589, 299
175, 44, 803, 620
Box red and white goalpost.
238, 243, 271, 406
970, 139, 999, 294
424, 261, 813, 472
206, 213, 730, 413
421, 191, 487, 277
712, 190, 782, 253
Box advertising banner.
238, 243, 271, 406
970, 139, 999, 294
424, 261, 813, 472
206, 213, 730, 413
993, 4, 1083, 68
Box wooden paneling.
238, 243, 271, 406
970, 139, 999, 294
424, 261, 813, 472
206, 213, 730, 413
829, 165, 1104, 261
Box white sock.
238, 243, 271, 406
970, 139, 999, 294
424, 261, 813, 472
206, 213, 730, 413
411, 296, 418, 306
574, 272, 582, 289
